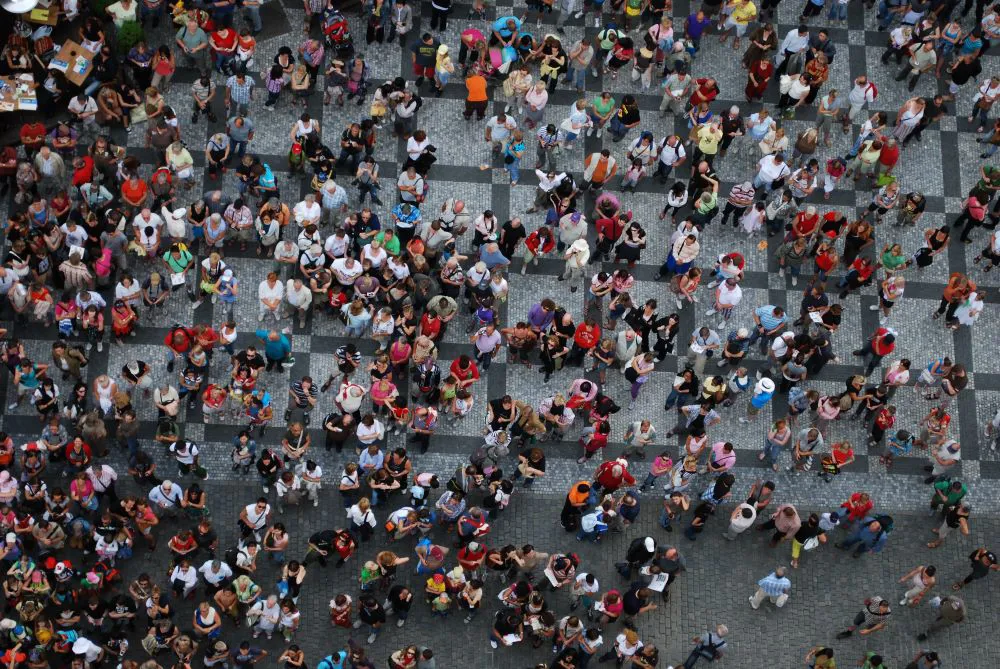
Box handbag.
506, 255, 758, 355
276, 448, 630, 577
803, 536, 821, 551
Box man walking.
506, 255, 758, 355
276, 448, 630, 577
749, 567, 790, 609
681, 624, 728, 669
916, 596, 965, 640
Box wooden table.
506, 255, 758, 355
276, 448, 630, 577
20, 2, 60, 26
48, 40, 94, 87
0, 75, 38, 113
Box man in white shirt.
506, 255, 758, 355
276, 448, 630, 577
293, 194, 322, 227
198, 559, 233, 596
331, 256, 363, 286
285, 279, 313, 328
754, 154, 791, 192
149, 480, 184, 517
655, 135, 687, 182
258, 272, 284, 322
485, 113, 517, 153
67, 94, 99, 134
132, 208, 164, 239
527, 170, 568, 213
324, 229, 350, 262
775, 25, 810, 73
706, 277, 743, 330
86, 464, 118, 504
846, 75, 877, 123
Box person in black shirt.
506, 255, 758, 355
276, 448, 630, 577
499, 218, 527, 259
621, 583, 657, 624
108, 594, 137, 631
617, 536, 655, 578
908, 94, 950, 144
486, 396, 515, 431
490, 611, 523, 649
385, 585, 413, 627
232, 346, 266, 378
356, 594, 386, 644
194, 518, 219, 556
304, 529, 337, 566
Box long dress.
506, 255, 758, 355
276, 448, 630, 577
745, 59, 773, 101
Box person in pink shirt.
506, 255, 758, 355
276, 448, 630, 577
707, 441, 736, 473
370, 377, 398, 417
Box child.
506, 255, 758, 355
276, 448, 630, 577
724, 367, 752, 408
823, 157, 846, 200
869, 405, 896, 448
576, 422, 610, 463
288, 141, 306, 174
639, 452, 673, 491
449, 389, 474, 425
620, 158, 646, 193
264, 64, 284, 108
880, 429, 914, 470
424, 573, 447, 605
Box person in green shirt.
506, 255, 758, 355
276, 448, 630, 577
880, 243, 907, 273
374, 229, 401, 256
587, 92, 615, 139
860, 652, 886, 669
930, 479, 967, 513
162, 244, 195, 292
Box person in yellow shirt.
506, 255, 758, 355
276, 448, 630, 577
719, 0, 758, 50
694, 120, 724, 166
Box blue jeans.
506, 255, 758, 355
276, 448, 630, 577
659, 507, 674, 530
576, 528, 598, 541
761, 438, 781, 465
232, 140, 248, 159
828, 2, 847, 18
140, 3, 166, 24
243, 4, 262, 31
346, 324, 366, 337
609, 116, 630, 141
505, 158, 521, 183
664, 388, 686, 409
980, 132, 999, 157
566, 66, 587, 90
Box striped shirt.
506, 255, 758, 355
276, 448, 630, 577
727, 183, 756, 207
537, 126, 559, 148
756, 572, 791, 597
754, 305, 786, 332
289, 381, 317, 407
335, 345, 361, 366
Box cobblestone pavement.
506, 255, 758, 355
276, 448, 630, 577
3, 0, 1000, 667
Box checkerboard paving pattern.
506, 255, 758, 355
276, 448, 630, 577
4, 0, 1000, 667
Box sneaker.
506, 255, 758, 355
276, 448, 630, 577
900, 598, 908, 606
97, 342, 103, 352
259, 312, 266, 321
738, 417, 750, 424
465, 615, 474, 624
262, 485, 269, 493
596, 128, 603, 138
704, 308, 717, 316
490, 640, 499, 649
367, 633, 377, 644
706, 280, 719, 289
868, 304, 880, 311
6, 403, 17, 411
587, 127, 594, 137
353, 621, 363, 629
790, 277, 797, 286
397, 618, 406, 627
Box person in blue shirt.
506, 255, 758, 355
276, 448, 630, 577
255, 329, 291, 372
491, 16, 522, 46
740, 376, 775, 423
479, 243, 511, 270
317, 650, 349, 669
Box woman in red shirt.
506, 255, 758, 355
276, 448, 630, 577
689, 77, 720, 106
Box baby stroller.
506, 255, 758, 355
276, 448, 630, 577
322, 9, 355, 61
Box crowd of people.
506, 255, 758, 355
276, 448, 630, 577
0, 0, 999, 667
